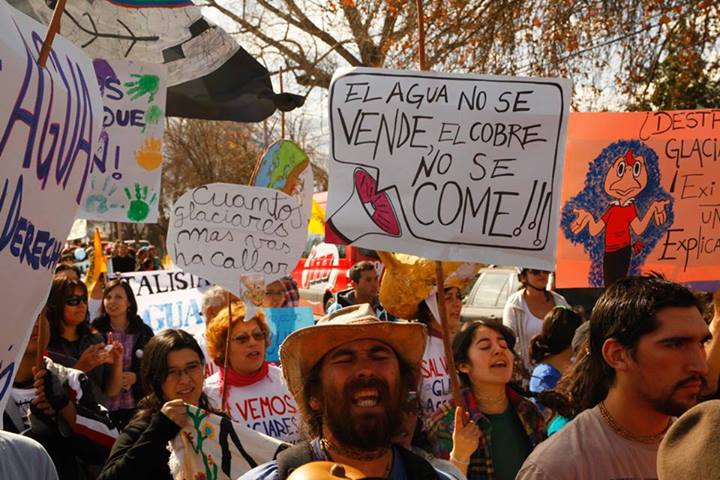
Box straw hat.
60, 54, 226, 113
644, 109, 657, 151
377, 251, 482, 319
279, 303, 427, 401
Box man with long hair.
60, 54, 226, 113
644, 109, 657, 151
517, 276, 712, 479
240, 304, 454, 479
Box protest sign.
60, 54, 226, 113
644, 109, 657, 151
325, 67, 571, 269
120, 270, 211, 332
169, 405, 285, 480
251, 140, 314, 226
263, 307, 314, 363
167, 183, 308, 296
0, 3, 102, 422
67, 218, 88, 240
78, 59, 166, 223
557, 110, 720, 287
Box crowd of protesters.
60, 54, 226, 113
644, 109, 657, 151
5, 242, 720, 480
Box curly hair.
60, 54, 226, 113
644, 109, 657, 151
205, 302, 271, 366
561, 140, 674, 287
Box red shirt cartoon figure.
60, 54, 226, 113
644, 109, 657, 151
569, 147, 669, 287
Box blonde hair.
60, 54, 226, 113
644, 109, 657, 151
206, 302, 271, 365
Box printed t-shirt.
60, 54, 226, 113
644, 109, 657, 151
204, 365, 301, 444
602, 203, 638, 252
516, 405, 661, 480
419, 333, 452, 426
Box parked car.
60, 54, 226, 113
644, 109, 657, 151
460, 267, 520, 323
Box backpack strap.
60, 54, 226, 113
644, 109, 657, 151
276, 441, 315, 480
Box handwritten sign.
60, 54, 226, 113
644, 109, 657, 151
167, 183, 307, 295
557, 110, 720, 287
263, 307, 314, 363
120, 269, 211, 332
0, 3, 102, 423
78, 59, 166, 223
325, 67, 571, 269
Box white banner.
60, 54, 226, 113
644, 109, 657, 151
0, 3, 102, 421
66, 218, 87, 241
167, 183, 307, 296
120, 270, 211, 332
325, 67, 571, 269
78, 59, 166, 223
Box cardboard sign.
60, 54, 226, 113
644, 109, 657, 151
120, 269, 211, 332
0, 3, 102, 422
263, 307, 314, 363
325, 67, 571, 269
78, 59, 166, 223
167, 183, 307, 295
557, 110, 720, 287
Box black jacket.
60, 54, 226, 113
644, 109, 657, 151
92, 316, 154, 403
98, 412, 180, 480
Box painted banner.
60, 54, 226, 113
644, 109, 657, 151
120, 270, 211, 332
166, 183, 308, 296
0, 3, 102, 422
67, 218, 88, 240
79, 59, 166, 223
557, 110, 720, 287
264, 307, 314, 363
325, 67, 571, 269
169, 404, 285, 480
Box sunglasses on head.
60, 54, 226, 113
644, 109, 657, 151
65, 295, 88, 306
527, 269, 551, 275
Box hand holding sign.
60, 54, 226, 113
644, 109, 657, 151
167, 183, 307, 297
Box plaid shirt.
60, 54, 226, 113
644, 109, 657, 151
427, 386, 546, 480
281, 276, 300, 307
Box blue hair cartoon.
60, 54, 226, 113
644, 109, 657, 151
561, 139, 673, 287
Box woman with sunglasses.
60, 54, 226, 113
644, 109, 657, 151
92, 279, 155, 430
203, 302, 301, 443
46, 277, 124, 403
503, 268, 570, 373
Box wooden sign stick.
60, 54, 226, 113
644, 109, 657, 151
35, 308, 48, 371
221, 292, 233, 414
38, 0, 68, 68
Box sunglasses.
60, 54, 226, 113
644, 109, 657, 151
65, 295, 88, 306
527, 269, 551, 275
232, 331, 267, 344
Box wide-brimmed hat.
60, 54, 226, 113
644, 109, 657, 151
279, 303, 427, 401
377, 251, 482, 319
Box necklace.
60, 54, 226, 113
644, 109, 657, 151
320, 438, 389, 462
598, 401, 670, 444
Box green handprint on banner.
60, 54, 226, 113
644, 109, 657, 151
124, 183, 157, 222
124, 73, 160, 103
142, 105, 163, 133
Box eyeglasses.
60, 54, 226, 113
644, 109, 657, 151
65, 295, 88, 306
166, 362, 202, 382
232, 331, 267, 344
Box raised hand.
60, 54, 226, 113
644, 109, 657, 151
161, 399, 188, 428
450, 406, 480, 464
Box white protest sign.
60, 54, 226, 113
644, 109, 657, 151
120, 270, 211, 332
67, 218, 87, 241
0, 3, 102, 422
325, 67, 571, 269
78, 59, 166, 223
167, 183, 307, 296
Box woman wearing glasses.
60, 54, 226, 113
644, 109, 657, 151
203, 302, 301, 443
98, 329, 213, 480
502, 268, 570, 374
92, 279, 155, 430
46, 277, 124, 403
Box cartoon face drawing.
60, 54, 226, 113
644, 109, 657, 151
604, 149, 648, 204
561, 140, 674, 287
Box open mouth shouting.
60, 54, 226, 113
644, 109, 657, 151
353, 388, 381, 408
490, 359, 509, 369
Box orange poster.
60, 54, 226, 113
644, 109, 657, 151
557, 110, 720, 287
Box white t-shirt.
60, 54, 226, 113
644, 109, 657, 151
184, 323, 218, 378
419, 334, 452, 426
521, 299, 545, 344
204, 365, 301, 444
517, 405, 662, 480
